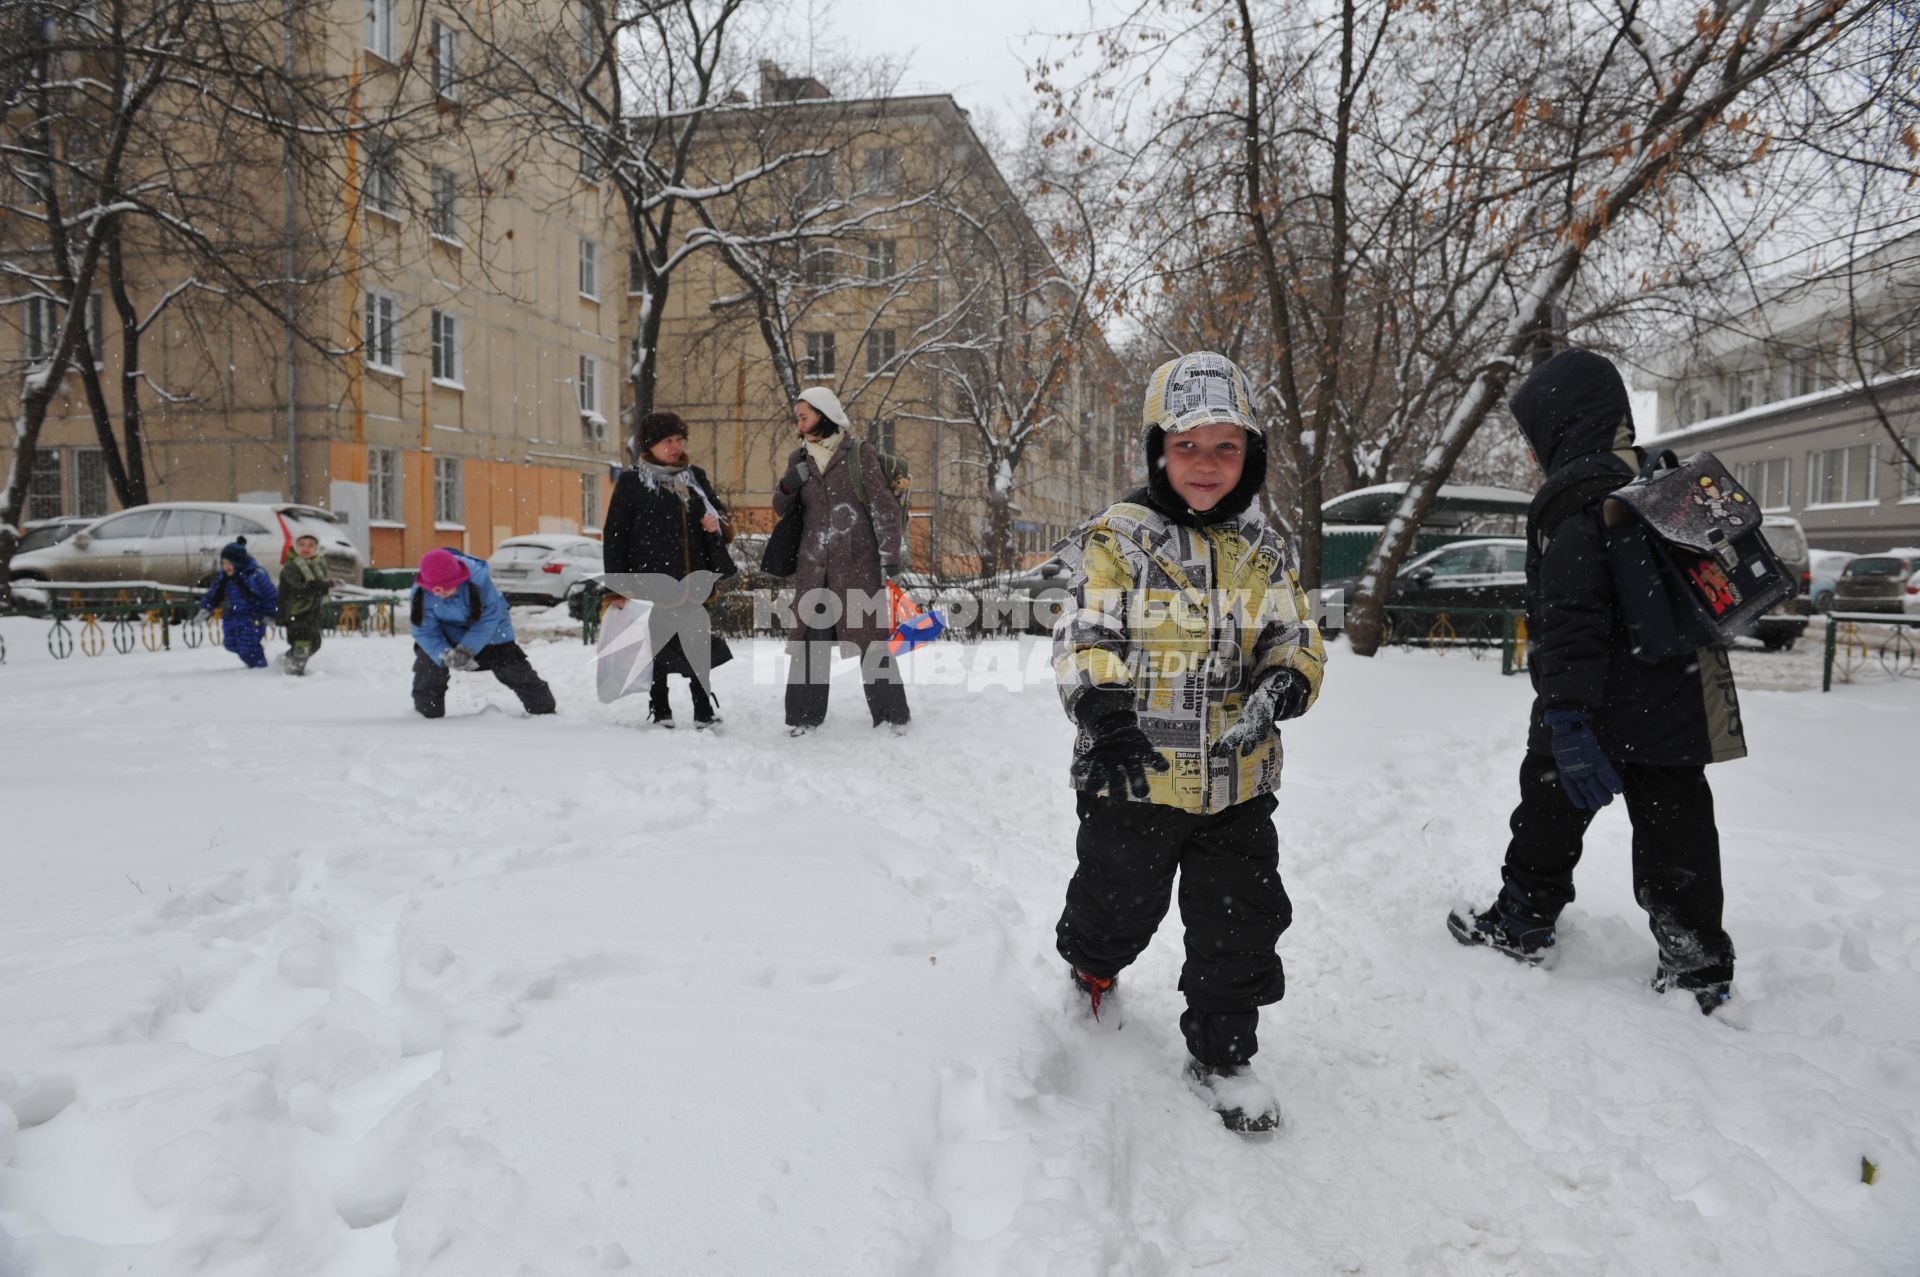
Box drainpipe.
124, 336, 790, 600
283, 0, 298, 500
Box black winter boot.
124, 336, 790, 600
1069, 967, 1115, 1021
1448, 893, 1556, 965
1651, 966, 1732, 1015
1185, 1059, 1282, 1137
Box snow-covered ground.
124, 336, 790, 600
1, 619, 1915, 1275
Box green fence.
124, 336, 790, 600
1821, 613, 1920, 691
28, 581, 399, 661
1379, 604, 1530, 675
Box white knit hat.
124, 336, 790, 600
1141, 351, 1262, 436
796, 385, 850, 429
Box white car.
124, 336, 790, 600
488, 535, 604, 606
1906, 568, 1920, 616
8, 501, 363, 587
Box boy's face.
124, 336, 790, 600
220, 559, 236, 576
1163, 421, 1248, 512
295, 537, 320, 558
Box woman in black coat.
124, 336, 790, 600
602, 411, 736, 727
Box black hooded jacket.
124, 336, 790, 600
1513, 350, 1745, 767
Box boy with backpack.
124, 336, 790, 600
1448, 348, 1744, 1014
1052, 351, 1325, 1135
410, 548, 557, 718
198, 538, 278, 669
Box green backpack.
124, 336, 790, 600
846, 436, 911, 512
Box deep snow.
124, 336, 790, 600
0, 618, 1915, 1275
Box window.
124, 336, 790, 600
1730, 370, 1757, 414
89, 509, 164, 540
865, 239, 895, 281
577, 354, 599, 416
27, 450, 62, 521
1788, 356, 1815, 398
1428, 546, 1495, 576
368, 446, 401, 521
431, 20, 458, 99
576, 0, 598, 64
801, 247, 831, 287
430, 310, 461, 385
577, 123, 602, 180
579, 238, 600, 299
581, 470, 601, 530
1903, 435, 1920, 502
365, 140, 399, 219
869, 417, 896, 454
72, 447, 107, 517
22, 295, 57, 362
363, 290, 400, 371
1674, 388, 1697, 428
429, 168, 458, 241
1808, 444, 1877, 506
801, 154, 834, 201
1907, 318, 1920, 372
365, 0, 394, 62
1735, 457, 1790, 511
628, 250, 643, 294
434, 456, 462, 525
804, 332, 835, 379
863, 148, 899, 194
866, 329, 896, 375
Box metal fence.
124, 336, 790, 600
1821, 613, 1920, 691
19, 581, 399, 661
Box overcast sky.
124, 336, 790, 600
785, 0, 1101, 130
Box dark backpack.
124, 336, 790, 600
1601, 450, 1792, 662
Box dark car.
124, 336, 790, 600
1834, 552, 1920, 615
1321, 538, 1528, 637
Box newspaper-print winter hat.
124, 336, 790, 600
796, 385, 850, 430
1141, 351, 1262, 438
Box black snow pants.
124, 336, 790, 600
1501, 751, 1734, 985
1057, 791, 1290, 1067
412, 643, 557, 718
784, 623, 909, 729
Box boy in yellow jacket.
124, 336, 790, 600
1052, 351, 1325, 1135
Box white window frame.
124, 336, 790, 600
804, 331, 835, 379
71, 446, 108, 517
364, 289, 401, 374
431, 19, 458, 100
579, 238, 600, 300
1903, 435, 1920, 503
364, 140, 399, 220
581, 470, 601, 532
428, 167, 459, 243
864, 148, 899, 195
433, 455, 463, 527
365, 0, 395, 63
866, 328, 896, 375
368, 445, 402, 523
869, 417, 896, 454
27, 448, 62, 521
865, 239, 896, 281
430, 310, 462, 387
1807, 444, 1878, 508
577, 354, 600, 417
1735, 458, 1790, 512
22, 294, 58, 362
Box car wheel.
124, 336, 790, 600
1812, 589, 1834, 613
1760, 635, 1794, 652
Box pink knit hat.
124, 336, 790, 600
417, 548, 470, 591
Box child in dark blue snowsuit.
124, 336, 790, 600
199, 538, 279, 669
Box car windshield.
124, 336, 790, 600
17, 525, 76, 553
1847, 557, 1907, 577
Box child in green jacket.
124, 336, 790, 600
277, 533, 332, 675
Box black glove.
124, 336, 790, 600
1212, 670, 1312, 758
881, 560, 900, 577
1071, 690, 1169, 800
780, 463, 808, 495
445, 647, 478, 672
1542, 709, 1623, 811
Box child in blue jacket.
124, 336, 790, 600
410, 548, 557, 717
199, 539, 278, 669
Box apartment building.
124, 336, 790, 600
631, 70, 1130, 575
1639, 237, 1920, 552
3, 0, 625, 569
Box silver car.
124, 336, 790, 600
488, 534, 604, 606
8, 501, 364, 587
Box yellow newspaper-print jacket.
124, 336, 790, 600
1053, 500, 1326, 814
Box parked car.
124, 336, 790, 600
1835, 551, 1920, 615
1750, 515, 1810, 650
1806, 548, 1858, 613
7, 502, 362, 588
14, 516, 94, 555
1906, 567, 1920, 616
1321, 538, 1528, 637
488, 534, 604, 606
